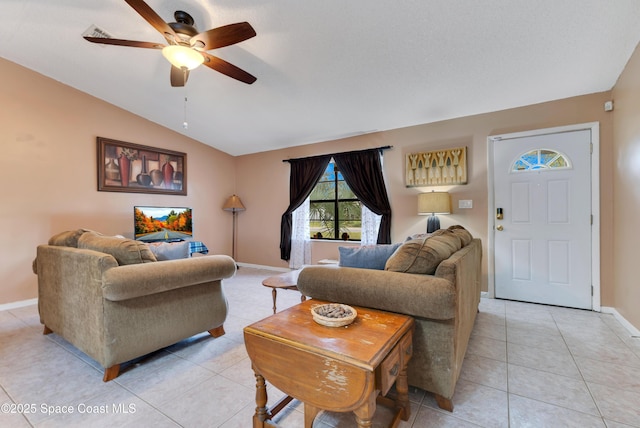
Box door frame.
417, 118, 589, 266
486, 122, 600, 311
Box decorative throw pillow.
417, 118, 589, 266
338, 243, 402, 270
48, 229, 92, 247
448, 225, 473, 246
147, 241, 190, 261
428, 229, 463, 253
385, 235, 456, 275
78, 231, 157, 265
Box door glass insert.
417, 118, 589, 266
511, 149, 571, 172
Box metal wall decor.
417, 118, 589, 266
405, 147, 467, 187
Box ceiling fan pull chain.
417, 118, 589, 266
183, 85, 189, 130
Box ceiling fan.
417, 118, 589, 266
84, 0, 257, 87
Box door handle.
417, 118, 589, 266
496, 225, 504, 231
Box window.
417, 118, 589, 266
512, 149, 571, 172
309, 161, 361, 240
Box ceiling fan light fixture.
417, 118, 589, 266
162, 45, 204, 70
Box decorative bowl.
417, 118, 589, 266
311, 303, 357, 327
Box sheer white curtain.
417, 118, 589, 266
289, 198, 311, 269
360, 204, 382, 245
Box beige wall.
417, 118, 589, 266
1, 52, 628, 325
0, 58, 237, 305
611, 43, 640, 329
236, 92, 615, 302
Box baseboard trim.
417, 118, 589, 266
601, 306, 640, 338
236, 262, 290, 273
0, 298, 38, 312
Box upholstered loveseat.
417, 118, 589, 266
297, 226, 482, 411
32, 229, 236, 381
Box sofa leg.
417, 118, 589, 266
42, 325, 53, 335
103, 365, 120, 382
434, 394, 454, 412
209, 326, 225, 338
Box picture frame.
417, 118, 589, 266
405, 146, 467, 187
97, 137, 187, 195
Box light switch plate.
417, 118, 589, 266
458, 200, 473, 209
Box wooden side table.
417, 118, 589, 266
244, 300, 414, 428
261, 270, 305, 313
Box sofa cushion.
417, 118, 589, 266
48, 229, 91, 247
338, 243, 402, 270
448, 225, 473, 246
147, 241, 190, 261
385, 229, 461, 274
78, 232, 157, 265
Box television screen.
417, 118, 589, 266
134, 206, 193, 242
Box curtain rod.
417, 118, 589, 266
282, 145, 393, 163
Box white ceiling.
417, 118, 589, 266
1, 1, 639, 156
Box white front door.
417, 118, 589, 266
492, 129, 593, 309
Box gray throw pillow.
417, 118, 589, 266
339, 243, 402, 270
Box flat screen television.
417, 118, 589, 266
134, 206, 193, 242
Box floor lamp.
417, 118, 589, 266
222, 195, 246, 262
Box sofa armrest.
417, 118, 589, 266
297, 266, 456, 320
102, 255, 236, 301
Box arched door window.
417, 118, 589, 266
511, 149, 571, 172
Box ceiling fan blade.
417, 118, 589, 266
170, 66, 189, 87
124, 0, 177, 41
191, 22, 256, 50
201, 52, 256, 84
83, 36, 164, 49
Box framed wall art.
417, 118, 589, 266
97, 137, 187, 195
405, 147, 467, 187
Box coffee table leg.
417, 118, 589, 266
253, 371, 269, 427
304, 403, 321, 428
353, 391, 377, 428
396, 366, 411, 420
271, 289, 278, 314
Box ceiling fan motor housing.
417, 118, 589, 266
169, 11, 198, 44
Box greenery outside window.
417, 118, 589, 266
309, 161, 361, 240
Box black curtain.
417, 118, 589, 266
280, 155, 332, 260
333, 149, 392, 244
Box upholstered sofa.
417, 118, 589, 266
297, 226, 482, 411
32, 229, 236, 381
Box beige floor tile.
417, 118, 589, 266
507, 364, 599, 416
507, 341, 582, 379
508, 394, 606, 428
506, 317, 561, 337
575, 356, 640, 394
466, 334, 507, 362
588, 382, 640, 427
115, 356, 216, 407
422, 379, 509, 428
459, 353, 508, 391
3, 269, 640, 427
566, 339, 640, 368
470, 318, 506, 341
410, 405, 485, 427
506, 325, 570, 353
157, 374, 254, 427
0, 388, 31, 427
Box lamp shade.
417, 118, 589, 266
222, 195, 246, 212
418, 192, 451, 215
162, 45, 205, 70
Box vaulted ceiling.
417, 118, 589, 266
2, 1, 639, 155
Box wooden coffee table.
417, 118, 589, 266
244, 300, 414, 428
261, 270, 306, 313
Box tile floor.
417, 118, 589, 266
1, 267, 639, 427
